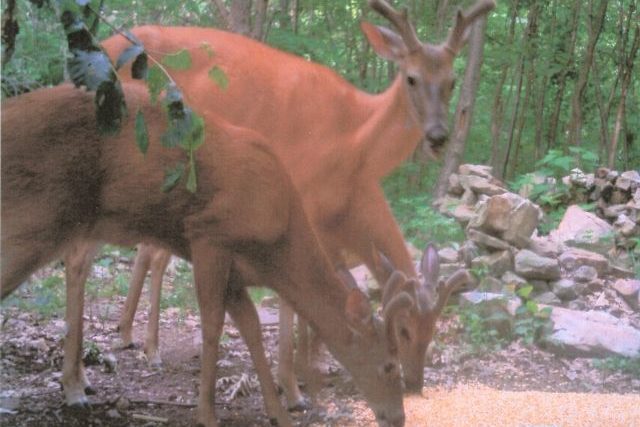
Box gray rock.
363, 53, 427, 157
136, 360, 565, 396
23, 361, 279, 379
615, 170, 640, 192
514, 250, 561, 280
558, 247, 608, 275
541, 307, 640, 358
460, 174, 506, 197
551, 278, 580, 301
461, 189, 477, 206
452, 203, 477, 225
467, 228, 512, 251
438, 247, 460, 264
448, 173, 464, 196
458, 164, 495, 179
612, 279, 640, 311
479, 276, 504, 292
501, 271, 528, 289
573, 265, 598, 283
529, 235, 562, 258
534, 291, 562, 306
553, 205, 615, 255
460, 240, 481, 268
530, 280, 551, 294
471, 250, 513, 278
459, 291, 521, 337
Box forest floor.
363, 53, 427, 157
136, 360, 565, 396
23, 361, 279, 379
1, 264, 639, 427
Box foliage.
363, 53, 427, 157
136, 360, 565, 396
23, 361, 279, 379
513, 285, 553, 346
592, 356, 640, 378
457, 304, 507, 353
384, 162, 465, 247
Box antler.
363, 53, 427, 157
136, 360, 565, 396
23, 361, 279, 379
445, 0, 496, 54
434, 268, 473, 314
383, 290, 414, 352
368, 0, 421, 52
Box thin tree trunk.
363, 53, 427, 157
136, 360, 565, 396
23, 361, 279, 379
252, 0, 269, 40
567, 0, 608, 146
608, 25, 639, 168
435, 16, 489, 199
547, 0, 581, 149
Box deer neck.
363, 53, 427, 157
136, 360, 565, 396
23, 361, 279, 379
357, 76, 423, 179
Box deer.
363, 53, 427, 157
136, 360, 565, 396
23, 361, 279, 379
101, 0, 495, 402
1, 82, 414, 427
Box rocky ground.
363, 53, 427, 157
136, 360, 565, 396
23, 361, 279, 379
1, 284, 639, 427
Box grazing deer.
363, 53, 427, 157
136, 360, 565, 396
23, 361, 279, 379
102, 0, 495, 400
1, 83, 413, 427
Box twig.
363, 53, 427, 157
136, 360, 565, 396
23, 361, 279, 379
132, 413, 169, 423
129, 398, 197, 408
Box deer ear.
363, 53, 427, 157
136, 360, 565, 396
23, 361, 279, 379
360, 21, 407, 61
345, 288, 374, 335
420, 243, 440, 285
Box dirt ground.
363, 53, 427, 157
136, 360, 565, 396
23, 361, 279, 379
1, 282, 639, 427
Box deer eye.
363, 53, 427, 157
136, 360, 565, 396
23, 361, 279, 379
407, 75, 417, 86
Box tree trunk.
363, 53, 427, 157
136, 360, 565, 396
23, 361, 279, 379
546, 0, 581, 149
434, 15, 489, 199
1, 0, 18, 67
608, 25, 639, 168
566, 0, 608, 146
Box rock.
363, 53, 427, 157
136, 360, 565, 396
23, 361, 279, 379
468, 193, 540, 248
612, 279, 640, 311
439, 263, 468, 284
106, 409, 121, 419
467, 229, 512, 251
438, 247, 460, 264
471, 250, 513, 278
541, 307, 640, 358
479, 276, 504, 292
448, 173, 464, 196
551, 278, 580, 301
567, 299, 587, 311
615, 170, 640, 192
460, 174, 506, 197
514, 250, 561, 280
553, 205, 615, 255
459, 240, 481, 268
529, 280, 551, 295
534, 291, 562, 306
572, 265, 598, 283
602, 204, 628, 220
102, 352, 118, 373
436, 195, 463, 215
614, 214, 638, 237
529, 235, 562, 258
558, 247, 608, 275
451, 203, 477, 225
458, 164, 495, 179
461, 189, 477, 206
459, 291, 521, 336
501, 271, 528, 289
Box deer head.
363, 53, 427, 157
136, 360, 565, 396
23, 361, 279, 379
361, 0, 495, 157
382, 243, 474, 392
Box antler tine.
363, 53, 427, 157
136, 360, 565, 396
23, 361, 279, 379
434, 269, 473, 314
368, 0, 421, 52
383, 291, 414, 352
446, 0, 496, 54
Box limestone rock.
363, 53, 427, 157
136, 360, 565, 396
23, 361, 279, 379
514, 250, 561, 280
612, 279, 640, 311
472, 250, 513, 278
467, 228, 512, 251
553, 205, 615, 255
558, 247, 608, 275
572, 265, 598, 283
534, 291, 561, 306
458, 164, 495, 180
460, 174, 506, 197
551, 278, 580, 301
541, 307, 640, 358
438, 247, 460, 264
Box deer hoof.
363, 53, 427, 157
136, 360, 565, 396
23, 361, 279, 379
287, 397, 311, 412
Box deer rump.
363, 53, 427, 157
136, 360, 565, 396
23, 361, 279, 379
1, 83, 291, 296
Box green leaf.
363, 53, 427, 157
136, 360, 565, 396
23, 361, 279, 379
161, 49, 192, 70
162, 163, 185, 193
525, 300, 539, 314
517, 285, 534, 299
147, 65, 169, 104
208, 66, 228, 90
135, 109, 149, 154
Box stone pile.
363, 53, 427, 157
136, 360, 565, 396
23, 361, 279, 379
434, 164, 640, 359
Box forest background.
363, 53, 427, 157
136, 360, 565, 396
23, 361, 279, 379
2, 0, 639, 247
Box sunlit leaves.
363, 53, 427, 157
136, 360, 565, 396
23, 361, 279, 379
162, 162, 186, 193
147, 65, 169, 104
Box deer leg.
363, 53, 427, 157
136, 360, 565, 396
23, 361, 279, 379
345, 185, 416, 282
118, 244, 152, 349
62, 240, 100, 407
295, 317, 323, 401
192, 242, 231, 427
225, 280, 291, 427
144, 248, 171, 367
277, 300, 307, 411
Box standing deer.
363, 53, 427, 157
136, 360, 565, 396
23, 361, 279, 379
1, 83, 412, 427
102, 0, 495, 401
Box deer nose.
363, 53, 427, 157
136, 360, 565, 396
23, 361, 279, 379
377, 410, 406, 427
425, 126, 449, 148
